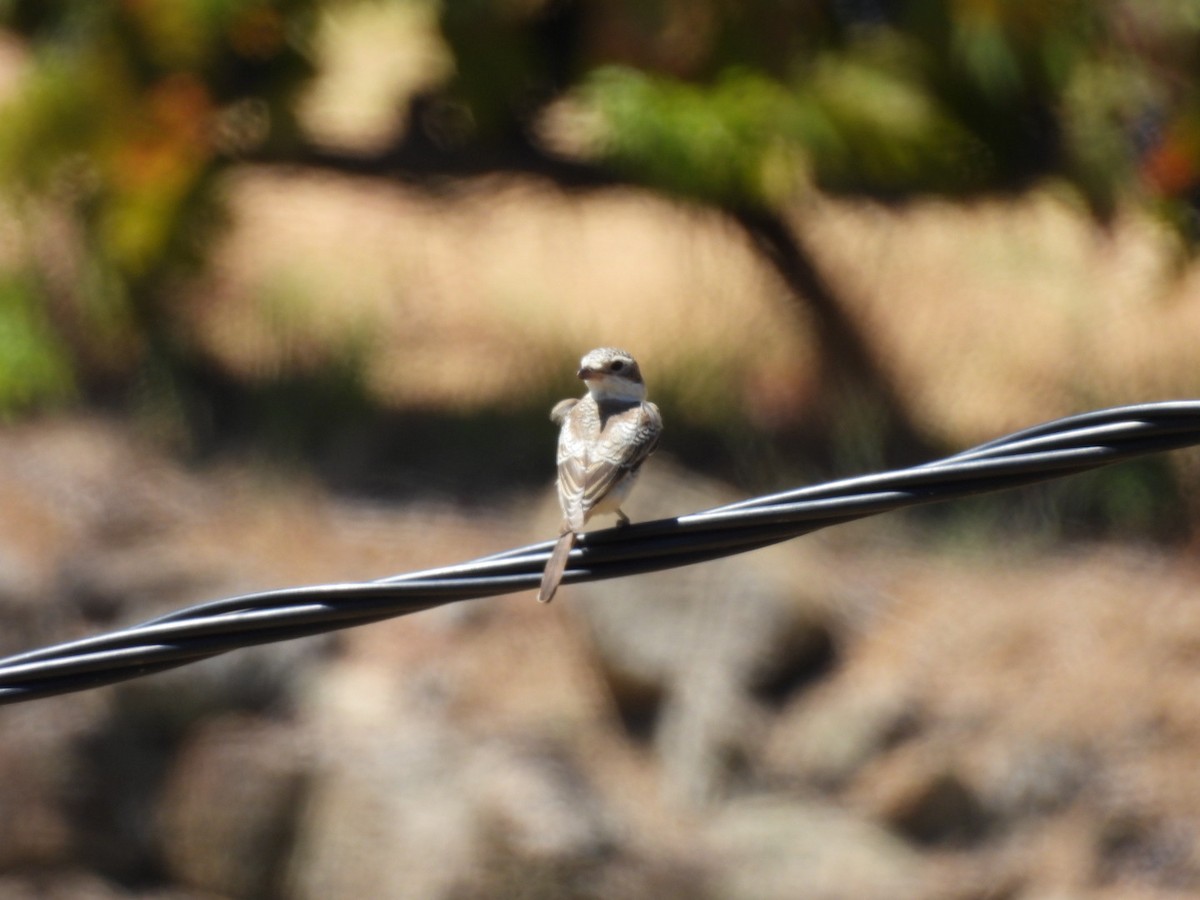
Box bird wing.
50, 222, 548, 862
557, 401, 661, 530
550, 398, 577, 425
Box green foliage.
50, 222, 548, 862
0, 274, 74, 414
582, 67, 809, 207
0, 0, 318, 402
582, 43, 998, 206
561, 0, 1200, 212
437, 0, 1200, 216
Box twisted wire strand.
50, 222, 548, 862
2, 400, 1198, 705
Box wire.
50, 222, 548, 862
1, 400, 1198, 705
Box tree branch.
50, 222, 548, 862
729, 208, 934, 463
241, 126, 932, 463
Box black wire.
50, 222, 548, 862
1, 400, 1198, 705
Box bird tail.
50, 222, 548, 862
538, 530, 577, 603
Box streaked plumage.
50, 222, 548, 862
538, 348, 662, 603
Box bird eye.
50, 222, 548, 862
610, 360, 625, 372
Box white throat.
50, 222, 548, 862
586, 374, 646, 404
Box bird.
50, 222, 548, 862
537, 347, 663, 603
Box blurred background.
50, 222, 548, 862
2, 1, 1200, 897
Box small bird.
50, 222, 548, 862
538, 347, 663, 603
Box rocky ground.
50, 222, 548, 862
3, 416, 1200, 899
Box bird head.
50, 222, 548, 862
577, 347, 646, 403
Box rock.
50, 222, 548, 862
159, 714, 311, 898
854, 747, 990, 848
764, 677, 920, 789
0, 698, 102, 870
1094, 810, 1200, 889
56, 546, 222, 627
286, 659, 621, 900
976, 739, 1093, 819
0, 544, 56, 656
700, 795, 929, 900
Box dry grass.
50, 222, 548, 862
185, 169, 814, 420
185, 164, 1200, 456
796, 192, 1200, 442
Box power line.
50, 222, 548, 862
2, 400, 1198, 705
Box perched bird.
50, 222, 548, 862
538, 348, 663, 603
